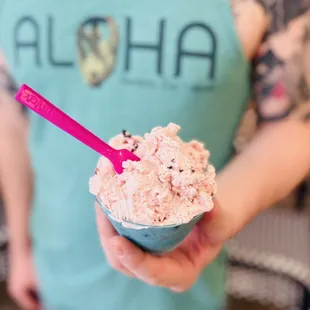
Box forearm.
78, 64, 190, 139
0, 91, 32, 254
216, 118, 310, 239
215, 0, 310, 238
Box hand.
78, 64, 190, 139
8, 247, 40, 310
96, 199, 233, 292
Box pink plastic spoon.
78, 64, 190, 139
15, 84, 140, 174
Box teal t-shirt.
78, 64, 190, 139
1, 0, 249, 309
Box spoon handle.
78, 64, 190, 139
15, 84, 115, 158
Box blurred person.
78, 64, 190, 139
0, 0, 309, 310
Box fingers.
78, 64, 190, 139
110, 236, 162, 285
95, 202, 119, 247
95, 203, 202, 291
95, 203, 135, 278
110, 236, 195, 290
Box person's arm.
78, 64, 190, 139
0, 53, 32, 255
0, 53, 39, 310
0, 94, 32, 253
210, 0, 310, 243
95, 0, 310, 293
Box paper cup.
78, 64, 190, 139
97, 199, 203, 254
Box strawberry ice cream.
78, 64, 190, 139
90, 123, 216, 227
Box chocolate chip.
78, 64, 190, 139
95, 168, 99, 175
191, 169, 195, 173
167, 166, 173, 169
122, 130, 132, 138
131, 141, 139, 152
171, 159, 175, 163
179, 169, 184, 173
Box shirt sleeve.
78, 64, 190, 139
252, 0, 310, 122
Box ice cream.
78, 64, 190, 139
90, 123, 216, 227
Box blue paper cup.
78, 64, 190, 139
97, 199, 203, 254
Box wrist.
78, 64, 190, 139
215, 170, 263, 239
